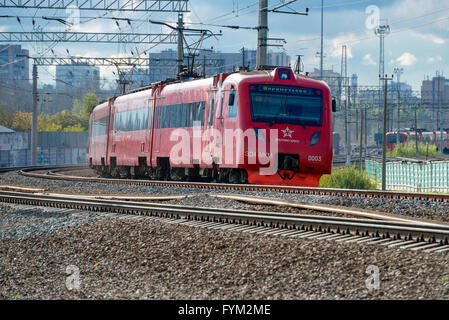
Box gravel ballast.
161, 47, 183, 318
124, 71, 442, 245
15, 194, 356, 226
1, 204, 449, 300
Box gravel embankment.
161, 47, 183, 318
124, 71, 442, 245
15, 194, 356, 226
1, 170, 449, 223
0, 204, 107, 240
1, 204, 449, 300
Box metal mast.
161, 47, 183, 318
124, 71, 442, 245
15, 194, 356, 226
177, 13, 185, 74
375, 24, 390, 86
375, 24, 390, 131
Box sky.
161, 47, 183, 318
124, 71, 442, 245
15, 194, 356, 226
1, 0, 448, 91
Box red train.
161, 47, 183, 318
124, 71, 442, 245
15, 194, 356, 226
87, 67, 335, 186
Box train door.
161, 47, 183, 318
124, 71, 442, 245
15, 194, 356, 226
105, 98, 115, 166
153, 104, 161, 153
202, 92, 215, 166
145, 98, 154, 153
212, 92, 225, 163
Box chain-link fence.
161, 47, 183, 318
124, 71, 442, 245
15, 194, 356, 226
365, 158, 449, 192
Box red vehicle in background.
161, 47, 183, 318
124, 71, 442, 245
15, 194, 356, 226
386, 130, 449, 154
386, 131, 408, 150
87, 67, 336, 186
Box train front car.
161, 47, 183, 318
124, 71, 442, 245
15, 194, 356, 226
222, 67, 333, 187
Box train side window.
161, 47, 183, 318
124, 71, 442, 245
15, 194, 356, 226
133, 110, 138, 131
115, 113, 122, 132
184, 103, 189, 127
161, 107, 166, 128
228, 90, 237, 118
177, 104, 182, 127
189, 102, 195, 126
179, 104, 184, 127
199, 101, 206, 126
216, 95, 224, 119
208, 99, 215, 126
148, 106, 154, 129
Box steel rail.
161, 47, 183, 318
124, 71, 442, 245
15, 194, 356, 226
19, 167, 449, 203
1, 190, 449, 246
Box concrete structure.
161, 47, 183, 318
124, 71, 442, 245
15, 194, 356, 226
0, 130, 88, 167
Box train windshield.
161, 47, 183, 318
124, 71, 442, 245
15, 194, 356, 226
249, 84, 323, 127
387, 134, 405, 143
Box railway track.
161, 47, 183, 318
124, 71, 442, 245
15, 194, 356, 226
1, 189, 449, 253
19, 166, 449, 203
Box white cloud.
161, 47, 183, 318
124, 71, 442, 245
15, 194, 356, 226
362, 53, 376, 65
396, 52, 417, 66
328, 33, 360, 59
411, 31, 446, 45
429, 35, 445, 44
427, 55, 443, 63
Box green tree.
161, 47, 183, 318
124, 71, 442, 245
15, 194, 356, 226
72, 92, 100, 130
10, 111, 32, 131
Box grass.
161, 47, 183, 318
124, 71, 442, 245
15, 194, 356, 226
319, 166, 377, 190
388, 142, 441, 158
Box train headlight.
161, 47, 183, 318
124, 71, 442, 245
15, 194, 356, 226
309, 131, 321, 146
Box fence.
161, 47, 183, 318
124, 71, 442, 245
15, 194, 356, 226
0, 131, 88, 167
365, 158, 449, 192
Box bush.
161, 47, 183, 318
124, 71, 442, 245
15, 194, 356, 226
319, 166, 377, 190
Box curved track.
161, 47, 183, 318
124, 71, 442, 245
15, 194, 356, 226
19, 166, 449, 203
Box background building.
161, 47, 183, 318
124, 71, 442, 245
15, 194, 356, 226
0, 44, 31, 110
421, 74, 449, 131
0, 44, 29, 82
55, 60, 100, 92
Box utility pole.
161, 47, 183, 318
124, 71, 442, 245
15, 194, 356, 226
294, 55, 303, 74
255, 0, 307, 69
341, 45, 350, 166
394, 67, 403, 146
32, 62, 38, 166
359, 106, 364, 171
256, 0, 268, 68
438, 73, 443, 152
320, 0, 324, 79
415, 102, 419, 156
380, 74, 394, 191
177, 13, 185, 75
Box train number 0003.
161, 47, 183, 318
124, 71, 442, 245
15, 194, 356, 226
308, 155, 322, 162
